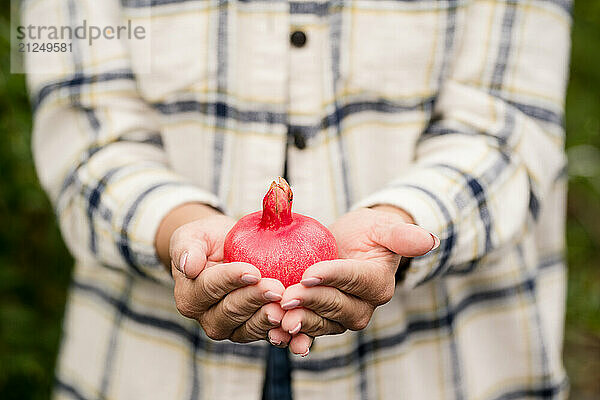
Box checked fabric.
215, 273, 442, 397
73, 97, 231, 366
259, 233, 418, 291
25, 0, 572, 399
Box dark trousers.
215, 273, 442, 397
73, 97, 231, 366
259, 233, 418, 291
262, 346, 293, 400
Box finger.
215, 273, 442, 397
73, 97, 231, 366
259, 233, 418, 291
289, 333, 313, 357
370, 211, 439, 257
169, 224, 211, 278
229, 303, 285, 343
173, 262, 261, 317
281, 308, 345, 337
268, 328, 292, 348
300, 259, 395, 305
201, 278, 285, 340
281, 284, 375, 330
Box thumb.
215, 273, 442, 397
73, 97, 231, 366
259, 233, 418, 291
169, 227, 210, 279
371, 213, 440, 257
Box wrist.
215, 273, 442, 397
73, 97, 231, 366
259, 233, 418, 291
155, 203, 223, 267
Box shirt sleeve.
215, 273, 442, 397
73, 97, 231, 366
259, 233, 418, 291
26, 0, 221, 284
353, 0, 572, 288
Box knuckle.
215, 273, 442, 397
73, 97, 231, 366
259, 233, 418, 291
374, 282, 395, 305
170, 227, 182, 246
313, 316, 326, 335
176, 303, 193, 318
222, 298, 247, 323
229, 328, 249, 344
200, 315, 229, 341
245, 291, 267, 310
350, 314, 371, 331
228, 332, 242, 343
349, 267, 365, 289
368, 215, 385, 244
169, 226, 187, 252
173, 283, 185, 302
321, 290, 344, 314
202, 324, 226, 341
335, 265, 363, 295
334, 323, 347, 335
332, 322, 348, 335
221, 268, 240, 288
332, 290, 345, 311
230, 331, 254, 344
191, 228, 210, 244
233, 314, 269, 343
340, 274, 359, 293
174, 296, 196, 319
245, 319, 266, 339
200, 274, 218, 298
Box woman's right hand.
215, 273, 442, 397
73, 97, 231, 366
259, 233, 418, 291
164, 209, 292, 345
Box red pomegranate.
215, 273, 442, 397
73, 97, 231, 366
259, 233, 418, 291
223, 177, 338, 287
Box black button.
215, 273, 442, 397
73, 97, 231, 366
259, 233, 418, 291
290, 30, 307, 48
290, 128, 307, 150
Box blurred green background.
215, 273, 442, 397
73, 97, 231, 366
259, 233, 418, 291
1, 1, 599, 399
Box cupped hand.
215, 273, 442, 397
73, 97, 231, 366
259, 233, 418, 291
274, 207, 439, 355
170, 215, 292, 345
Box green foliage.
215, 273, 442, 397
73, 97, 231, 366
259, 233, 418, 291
0, 5, 73, 399
563, 2, 600, 398
0, 1, 599, 399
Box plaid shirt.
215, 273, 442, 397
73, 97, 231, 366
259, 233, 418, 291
26, 0, 572, 399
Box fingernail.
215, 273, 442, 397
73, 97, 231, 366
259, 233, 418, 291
429, 234, 440, 252
268, 333, 282, 346
267, 314, 281, 325
299, 348, 310, 357
179, 252, 189, 275
289, 322, 302, 335
300, 277, 322, 287
281, 299, 301, 310
241, 274, 260, 285
264, 291, 283, 302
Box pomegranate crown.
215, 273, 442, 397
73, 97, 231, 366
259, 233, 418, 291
260, 177, 293, 229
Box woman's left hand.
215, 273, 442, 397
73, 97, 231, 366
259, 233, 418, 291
271, 206, 439, 356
